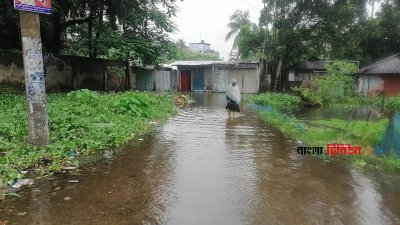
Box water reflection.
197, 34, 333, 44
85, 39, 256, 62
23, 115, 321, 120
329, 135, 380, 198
293, 104, 386, 122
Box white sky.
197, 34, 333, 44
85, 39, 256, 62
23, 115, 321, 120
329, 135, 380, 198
171, 0, 264, 60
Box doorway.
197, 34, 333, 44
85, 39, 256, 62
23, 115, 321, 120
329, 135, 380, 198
181, 70, 191, 92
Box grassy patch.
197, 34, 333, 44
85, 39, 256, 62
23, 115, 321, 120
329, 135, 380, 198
248, 92, 400, 173
0, 89, 177, 184
311, 119, 389, 147
246, 93, 301, 111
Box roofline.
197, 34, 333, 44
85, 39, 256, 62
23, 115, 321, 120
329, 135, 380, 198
171, 61, 214, 66
357, 53, 400, 74
171, 61, 259, 66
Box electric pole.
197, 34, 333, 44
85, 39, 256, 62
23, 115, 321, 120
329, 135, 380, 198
19, 11, 50, 146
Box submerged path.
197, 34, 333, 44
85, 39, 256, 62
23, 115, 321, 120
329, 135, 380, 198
1, 93, 400, 225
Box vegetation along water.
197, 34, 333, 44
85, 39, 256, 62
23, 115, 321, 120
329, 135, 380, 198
0, 89, 184, 191
246, 63, 400, 173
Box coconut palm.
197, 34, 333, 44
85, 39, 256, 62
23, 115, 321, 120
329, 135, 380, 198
225, 10, 253, 56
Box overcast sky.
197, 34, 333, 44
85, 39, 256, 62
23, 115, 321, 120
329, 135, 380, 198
171, 1, 380, 60
171, 0, 264, 60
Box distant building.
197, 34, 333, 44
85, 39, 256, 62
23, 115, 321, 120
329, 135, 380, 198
357, 53, 400, 97
289, 57, 359, 82
171, 61, 259, 93
188, 40, 220, 58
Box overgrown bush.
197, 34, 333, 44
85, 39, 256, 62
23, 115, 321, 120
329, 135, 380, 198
385, 97, 400, 111
246, 93, 301, 111
291, 86, 323, 106
0, 89, 177, 184
291, 62, 359, 105
317, 61, 358, 103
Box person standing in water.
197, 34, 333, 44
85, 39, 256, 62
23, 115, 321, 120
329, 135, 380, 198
226, 79, 241, 118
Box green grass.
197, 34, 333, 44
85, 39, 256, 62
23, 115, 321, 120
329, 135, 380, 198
0, 89, 177, 184
311, 119, 389, 147
249, 92, 400, 173
246, 93, 301, 111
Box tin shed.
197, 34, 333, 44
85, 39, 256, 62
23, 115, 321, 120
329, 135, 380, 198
134, 66, 154, 91
154, 67, 178, 91
171, 61, 259, 93
357, 53, 400, 97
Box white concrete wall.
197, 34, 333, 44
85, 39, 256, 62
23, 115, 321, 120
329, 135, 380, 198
211, 67, 259, 94
189, 43, 211, 54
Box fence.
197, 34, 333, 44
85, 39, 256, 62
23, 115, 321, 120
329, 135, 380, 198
0, 50, 134, 92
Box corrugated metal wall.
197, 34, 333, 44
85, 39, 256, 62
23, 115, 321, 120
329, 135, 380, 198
211, 68, 258, 93
176, 65, 259, 93
192, 68, 205, 91
171, 70, 178, 90
358, 75, 384, 96
135, 68, 154, 91
383, 75, 400, 96
213, 69, 229, 92
204, 68, 213, 90
155, 70, 171, 91
227, 69, 258, 94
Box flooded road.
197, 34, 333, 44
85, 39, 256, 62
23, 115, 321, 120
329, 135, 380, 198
1, 93, 400, 225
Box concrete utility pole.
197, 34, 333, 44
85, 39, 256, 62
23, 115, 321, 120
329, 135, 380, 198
19, 11, 50, 146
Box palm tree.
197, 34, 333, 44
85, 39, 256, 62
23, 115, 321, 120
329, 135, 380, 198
225, 10, 253, 57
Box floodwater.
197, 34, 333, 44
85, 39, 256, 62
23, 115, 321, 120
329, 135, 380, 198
1, 93, 400, 225
293, 104, 386, 122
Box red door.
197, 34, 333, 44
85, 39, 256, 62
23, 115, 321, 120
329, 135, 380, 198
180, 71, 191, 92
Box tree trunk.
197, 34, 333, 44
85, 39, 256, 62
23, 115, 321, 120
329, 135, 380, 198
259, 58, 268, 92
125, 56, 132, 91
92, 1, 104, 58
270, 64, 276, 91
274, 57, 283, 92
88, 12, 94, 57
50, 14, 62, 54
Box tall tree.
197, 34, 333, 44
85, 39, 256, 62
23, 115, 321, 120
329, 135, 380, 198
0, 0, 20, 50
258, 0, 371, 91
0, 0, 180, 65
237, 24, 273, 92
225, 9, 253, 57
359, 2, 400, 64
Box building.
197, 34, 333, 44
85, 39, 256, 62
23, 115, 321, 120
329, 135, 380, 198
290, 57, 326, 82
188, 40, 220, 58
154, 65, 178, 91
171, 61, 260, 93
289, 57, 360, 82
357, 53, 400, 97
134, 66, 154, 91
133, 65, 178, 92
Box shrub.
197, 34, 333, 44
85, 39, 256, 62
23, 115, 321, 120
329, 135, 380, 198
0, 90, 177, 184
246, 93, 301, 111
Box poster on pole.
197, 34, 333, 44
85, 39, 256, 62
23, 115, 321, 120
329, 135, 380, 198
14, 0, 52, 14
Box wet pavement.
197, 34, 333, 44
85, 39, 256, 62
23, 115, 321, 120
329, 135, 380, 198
1, 93, 400, 225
